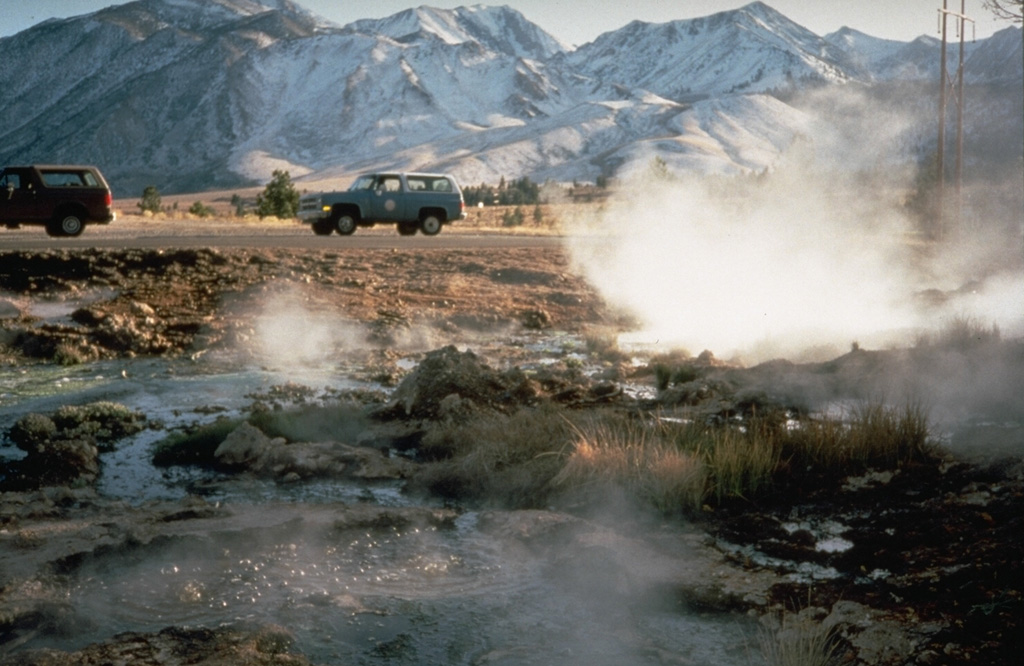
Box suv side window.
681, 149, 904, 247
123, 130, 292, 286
377, 176, 401, 192
41, 171, 88, 187
0, 173, 21, 189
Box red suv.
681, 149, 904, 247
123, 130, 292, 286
0, 164, 115, 237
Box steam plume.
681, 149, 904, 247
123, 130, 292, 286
567, 90, 1024, 364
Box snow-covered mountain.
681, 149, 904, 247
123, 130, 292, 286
563, 2, 863, 99
347, 5, 567, 60
964, 26, 1024, 83
0, 0, 1019, 195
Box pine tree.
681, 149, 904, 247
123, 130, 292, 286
138, 185, 161, 214
256, 170, 300, 219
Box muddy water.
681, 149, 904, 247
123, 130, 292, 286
1, 345, 761, 664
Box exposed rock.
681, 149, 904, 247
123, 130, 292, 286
214, 422, 414, 480
823, 601, 941, 666
0, 299, 22, 319
519, 308, 551, 329
380, 345, 536, 419
70, 306, 107, 326
0, 625, 312, 665
330, 504, 459, 532
130, 301, 156, 317
214, 421, 277, 466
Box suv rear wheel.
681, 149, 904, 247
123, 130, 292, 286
420, 214, 443, 236
47, 213, 84, 237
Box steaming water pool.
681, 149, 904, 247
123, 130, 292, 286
0, 356, 377, 503
1, 349, 764, 664
37, 509, 758, 665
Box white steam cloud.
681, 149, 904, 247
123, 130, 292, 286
252, 286, 370, 378
567, 88, 1024, 363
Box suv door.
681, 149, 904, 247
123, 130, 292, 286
367, 175, 405, 221
0, 169, 42, 223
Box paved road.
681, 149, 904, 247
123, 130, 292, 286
0, 220, 565, 251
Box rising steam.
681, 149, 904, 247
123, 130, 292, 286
566, 89, 1024, 364
252, 286, 371, 378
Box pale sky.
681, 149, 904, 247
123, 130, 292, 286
0, 0, 1012, 45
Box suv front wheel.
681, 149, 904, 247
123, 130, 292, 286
311, 219, 334, 236
333, 211, 357, 235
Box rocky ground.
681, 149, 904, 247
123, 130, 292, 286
0, 238, 1021, 664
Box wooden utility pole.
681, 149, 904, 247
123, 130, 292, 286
936, 0, 974, 238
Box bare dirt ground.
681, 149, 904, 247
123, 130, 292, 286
1, 212, 1022, 665
0, 210, 613, 365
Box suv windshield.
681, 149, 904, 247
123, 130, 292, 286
350, 176, 375, 191
0, 173, 21, 189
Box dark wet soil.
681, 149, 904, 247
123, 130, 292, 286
712, 457, 1024, 665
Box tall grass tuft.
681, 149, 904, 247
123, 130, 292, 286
781, 401, 931, 472
552, 415, 707, 513
758, 611, 841, 666
553, 400, 931, 514
916, 314, 1001, 350
698, 421, 780, 503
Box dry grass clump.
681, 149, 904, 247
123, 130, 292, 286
581, 327, 634, 364
780, 402, 931, 472
552, 415, 780, 510
695, 421, 780, 504
552, 415, 707, 513
758, 611, 841, 666
915, 314, 1001, 350
552, 401, 931, 514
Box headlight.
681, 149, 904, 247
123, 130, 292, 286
322, 205, 331, 212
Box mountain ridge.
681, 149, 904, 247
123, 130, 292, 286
0, 0, 1019, 195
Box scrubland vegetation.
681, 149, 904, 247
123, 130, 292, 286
548, 401, 930, 514
154, 397, 932, 518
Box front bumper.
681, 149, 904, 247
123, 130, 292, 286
297, 200, 328, 223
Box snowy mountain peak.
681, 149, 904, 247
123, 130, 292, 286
92, 0, 325, 37
567, 1, 856, 100
966, 26, 1024, 82
348, 5, 566, 60
824, 27, 906, 72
